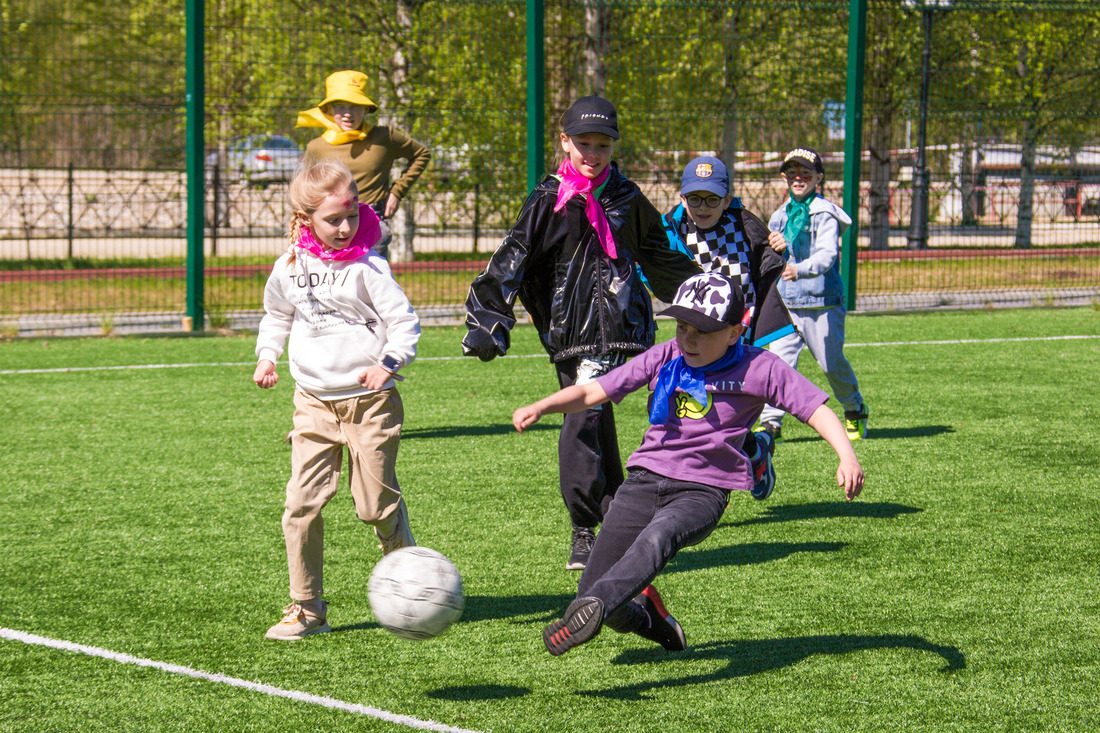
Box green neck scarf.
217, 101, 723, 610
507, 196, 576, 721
784, 192, 816, 244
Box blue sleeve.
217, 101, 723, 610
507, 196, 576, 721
640, 204, 691, 292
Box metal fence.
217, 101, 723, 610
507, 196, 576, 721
1, 0, 1098, 335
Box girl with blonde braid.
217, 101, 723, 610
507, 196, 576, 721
254, 158, 420, 640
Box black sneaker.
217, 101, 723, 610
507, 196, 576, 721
567, 526, 595, 570
543, 597, 604, 656
750, 430, 776, 501
633, 585, 686, 651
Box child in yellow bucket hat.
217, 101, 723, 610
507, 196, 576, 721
298, 70, 432, 257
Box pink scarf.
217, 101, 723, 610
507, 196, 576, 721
296, 203, 382, 261
554, 160, 617, 259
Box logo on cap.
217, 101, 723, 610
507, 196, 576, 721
695, 162, 714, 178
785, 148, 818, 164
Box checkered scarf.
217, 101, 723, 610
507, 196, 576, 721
680, 211, 755, 310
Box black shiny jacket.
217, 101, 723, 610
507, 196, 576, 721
463, 164, 701, 362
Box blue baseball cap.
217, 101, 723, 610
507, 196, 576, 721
680, 156, 729, 197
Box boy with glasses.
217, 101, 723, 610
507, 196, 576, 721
660, 156, 795, 500
756, 147, 869, 445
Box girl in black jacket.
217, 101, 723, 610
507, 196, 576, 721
463, 96, 700, 570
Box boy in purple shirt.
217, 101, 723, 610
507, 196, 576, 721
513, 272, 864, 656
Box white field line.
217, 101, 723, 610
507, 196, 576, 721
0, 627, 483, 733
1, 334, 1097, 377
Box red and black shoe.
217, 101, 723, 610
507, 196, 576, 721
633, 585, 686, 651
543, 597, 604, 656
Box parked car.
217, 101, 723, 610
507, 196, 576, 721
205, 135, 303, 186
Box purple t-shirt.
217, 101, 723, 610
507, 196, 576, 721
597, 338, 829, 492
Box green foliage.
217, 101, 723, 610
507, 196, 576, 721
0, 309, 1098, 731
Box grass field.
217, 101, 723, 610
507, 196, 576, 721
1, 307, 1098, 732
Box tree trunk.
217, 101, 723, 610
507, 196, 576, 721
1014, 120, 1037, 249
387, 0, 416, 263
959, 139, 977, 226
867, 114, 892, 251
583, 1, 610, 96
719, 9, 739, 188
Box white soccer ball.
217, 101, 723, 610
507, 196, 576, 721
368, 546, 464, 640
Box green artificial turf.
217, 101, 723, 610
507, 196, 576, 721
0, 307, 1098, 732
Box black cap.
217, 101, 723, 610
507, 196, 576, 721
560, 96, 620, 140
780, 147, 824, 174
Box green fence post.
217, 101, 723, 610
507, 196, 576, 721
842, 0, 867, 312
526, 0, 545, 193
185, 0, 205, 331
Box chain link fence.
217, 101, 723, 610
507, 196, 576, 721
1, 0, 1098, 335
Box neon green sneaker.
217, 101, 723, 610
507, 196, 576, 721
752, 423, 783, 444
844, 405, 869, 441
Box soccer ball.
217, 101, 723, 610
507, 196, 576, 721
368, 546, 464, 640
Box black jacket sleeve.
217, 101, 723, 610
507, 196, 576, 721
462, 189, 549, 361
741, 208, 793, 344
630, 195, 702, 302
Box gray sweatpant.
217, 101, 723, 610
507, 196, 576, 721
759, 305, 863, 428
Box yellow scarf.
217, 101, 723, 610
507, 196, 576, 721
295, 107, 372, 145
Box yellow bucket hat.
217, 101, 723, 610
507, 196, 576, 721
319, 70, 378, 113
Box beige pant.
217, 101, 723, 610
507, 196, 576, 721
283, 387, 412, 601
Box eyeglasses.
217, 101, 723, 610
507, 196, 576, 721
329, 102, 365, 114
685, 194, 723, 208
784, 170, 818, 181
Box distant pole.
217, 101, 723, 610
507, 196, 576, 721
907, 5, 934, 250
526, 0, 545, 193
67, 161, 74, 260
185, 0, 205, 330
841, 0, 867, 311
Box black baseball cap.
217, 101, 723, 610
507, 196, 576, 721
780, 147, 824, 174
560, 96, 620, 140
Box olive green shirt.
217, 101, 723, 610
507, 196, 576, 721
304, 125, 431, 205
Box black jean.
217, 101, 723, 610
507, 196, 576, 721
576, 469, 728, 633
555, 359, 624, 528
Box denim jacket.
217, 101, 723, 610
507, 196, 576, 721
767, 195, 852, 309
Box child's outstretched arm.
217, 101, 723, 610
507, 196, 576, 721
513, 381, 610, 433
806, 404, 864, 500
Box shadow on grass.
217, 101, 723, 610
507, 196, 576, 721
402, 422, 557, 439
724, 501, 922, 528
426, 684, 531, 701
459, 593, 576, 625
781, 424, 954, 443
330, 593, 575, 635
583, 634, 965, 700
665, 541, 847, 574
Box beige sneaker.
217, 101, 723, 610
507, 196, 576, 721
375, 500, 415, 555
264, 600, 330, 640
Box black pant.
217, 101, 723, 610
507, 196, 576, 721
367, 202, 392, 259
577, 469, 728, 633
555, 358, 624, 529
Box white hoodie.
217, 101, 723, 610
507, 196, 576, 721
255, 248, 420, 400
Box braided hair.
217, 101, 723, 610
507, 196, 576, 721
285, 158, 357, 267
